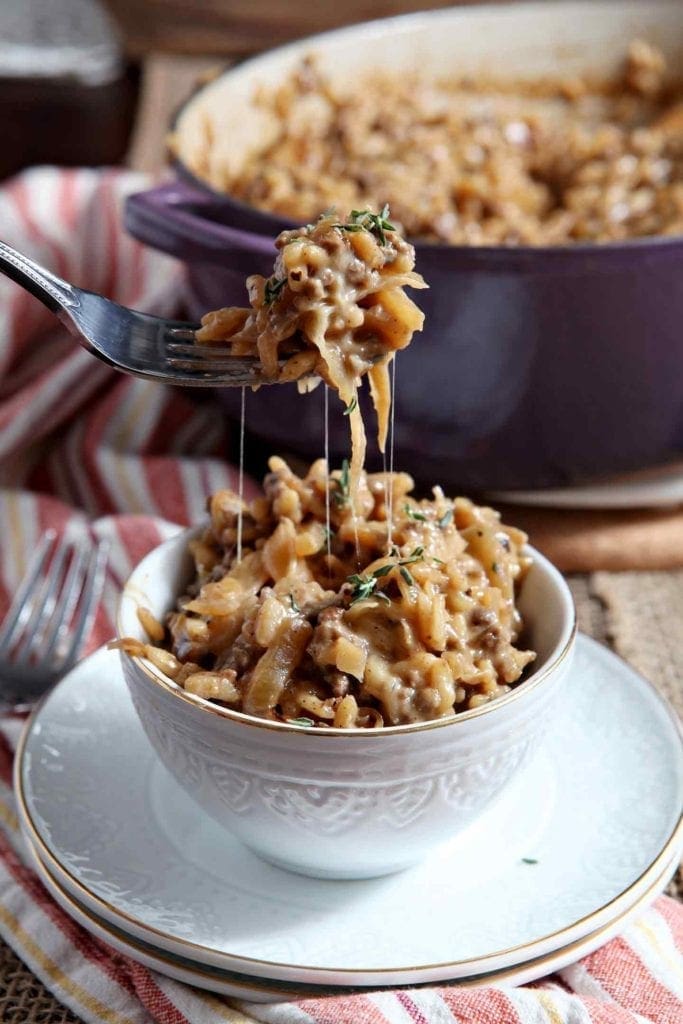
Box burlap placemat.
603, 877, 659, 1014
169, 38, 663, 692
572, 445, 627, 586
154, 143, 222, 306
0, 572, 680, 1022
568, 573, 683, 906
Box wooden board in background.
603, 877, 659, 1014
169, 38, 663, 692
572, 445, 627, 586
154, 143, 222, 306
104, 0, 506, 57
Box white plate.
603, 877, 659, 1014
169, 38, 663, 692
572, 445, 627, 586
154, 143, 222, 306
16, 638, 683, 988
487, 461, 683, 510
24, 835, 681, 1000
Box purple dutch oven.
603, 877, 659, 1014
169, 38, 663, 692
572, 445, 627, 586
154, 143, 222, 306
125, 1, 683, 493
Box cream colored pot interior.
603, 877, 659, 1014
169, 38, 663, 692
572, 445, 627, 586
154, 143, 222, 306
172, 1, 683, 190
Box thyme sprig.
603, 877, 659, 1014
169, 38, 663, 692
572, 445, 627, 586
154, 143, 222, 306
347, 546, 425, 605
333, 204, 397, 246
390, 545, 424, 565
289, 716, 314, 727
347, 572, 391, 605
264, 276, 286, 306
332, 459, 350, 506
343, 397, 358, 416
404, 503, 427, 522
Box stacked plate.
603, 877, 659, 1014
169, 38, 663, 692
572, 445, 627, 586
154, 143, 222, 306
488, 460, 683, 509
15, 638, 683, 1003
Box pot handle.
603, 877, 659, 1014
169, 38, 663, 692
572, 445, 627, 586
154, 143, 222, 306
124, 183, 276, 266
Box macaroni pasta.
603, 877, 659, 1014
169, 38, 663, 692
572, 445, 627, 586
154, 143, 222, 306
179, 40, 683, 246
195, 210, 427, 496
114, 458, 536, 728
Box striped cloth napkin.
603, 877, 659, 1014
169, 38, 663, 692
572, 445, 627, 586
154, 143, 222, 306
0, 167, 681, 1024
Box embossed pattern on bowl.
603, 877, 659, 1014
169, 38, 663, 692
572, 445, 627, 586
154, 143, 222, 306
118, 530, 575, 878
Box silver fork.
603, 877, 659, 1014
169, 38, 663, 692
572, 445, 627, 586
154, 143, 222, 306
0, 240, 283, 387
0, 531, 109, 705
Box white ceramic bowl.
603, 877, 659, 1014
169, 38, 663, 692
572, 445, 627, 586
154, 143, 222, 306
118, 530, 575, 879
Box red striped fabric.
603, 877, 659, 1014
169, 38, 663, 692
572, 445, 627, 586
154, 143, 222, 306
0, 167, 680, 1024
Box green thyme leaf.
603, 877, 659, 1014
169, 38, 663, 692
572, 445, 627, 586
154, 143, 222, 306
401, 546, 424, 565
438, 508, 453, 529
404, 504, 427, 522
372, 564, 393, 578
347, 565, 395, 604
333, 222, 363, 233
264, 276, 286, 306
521, 857, 538, 865
399, 566, 414, 587
333, 206, 396, 246
332, 459, 350, 506
347, 573, 378, 604
289, 716, 314, 727
288, 593, 301, 613
343, 397, 358, 416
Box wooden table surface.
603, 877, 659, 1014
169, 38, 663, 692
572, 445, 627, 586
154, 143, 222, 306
104, 0, 506, 57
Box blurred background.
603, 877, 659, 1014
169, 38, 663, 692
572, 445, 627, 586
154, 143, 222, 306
0, 0, 493, 179
3, 0, 682, 498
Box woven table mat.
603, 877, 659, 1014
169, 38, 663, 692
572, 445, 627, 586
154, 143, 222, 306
0, 571, 681, 1022
568, 573, 683, 904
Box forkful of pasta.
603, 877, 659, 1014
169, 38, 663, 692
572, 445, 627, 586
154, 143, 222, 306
195, 206, 427, 491
0, 205, 424, 389
0, 206, 426, 487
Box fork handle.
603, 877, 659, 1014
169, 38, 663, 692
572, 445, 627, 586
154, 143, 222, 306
0, 240, 78, 314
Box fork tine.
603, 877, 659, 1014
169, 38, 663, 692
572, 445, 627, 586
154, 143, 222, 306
0, 531, 56, 654
163, 353, 289, 379
14, 535, 73, 663
56, 540, 109, 671
164, 357, 267, 373
166, 327, 201, 341
37, 543, 90, 665
165, 343, 241, 358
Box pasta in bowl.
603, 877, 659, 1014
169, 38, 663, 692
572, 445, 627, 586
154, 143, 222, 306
115, 459, 535, 728
116, 464, 575, 879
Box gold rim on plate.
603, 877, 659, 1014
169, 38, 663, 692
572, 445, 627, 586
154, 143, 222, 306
13, 637, 683, 981
25, 832, 681, 995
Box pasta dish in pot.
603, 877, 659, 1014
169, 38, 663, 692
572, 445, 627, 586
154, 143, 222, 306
175, 40, 683, 246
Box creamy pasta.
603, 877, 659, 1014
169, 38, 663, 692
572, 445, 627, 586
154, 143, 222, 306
195, 210, 427, 495
113, 458, 536, 728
